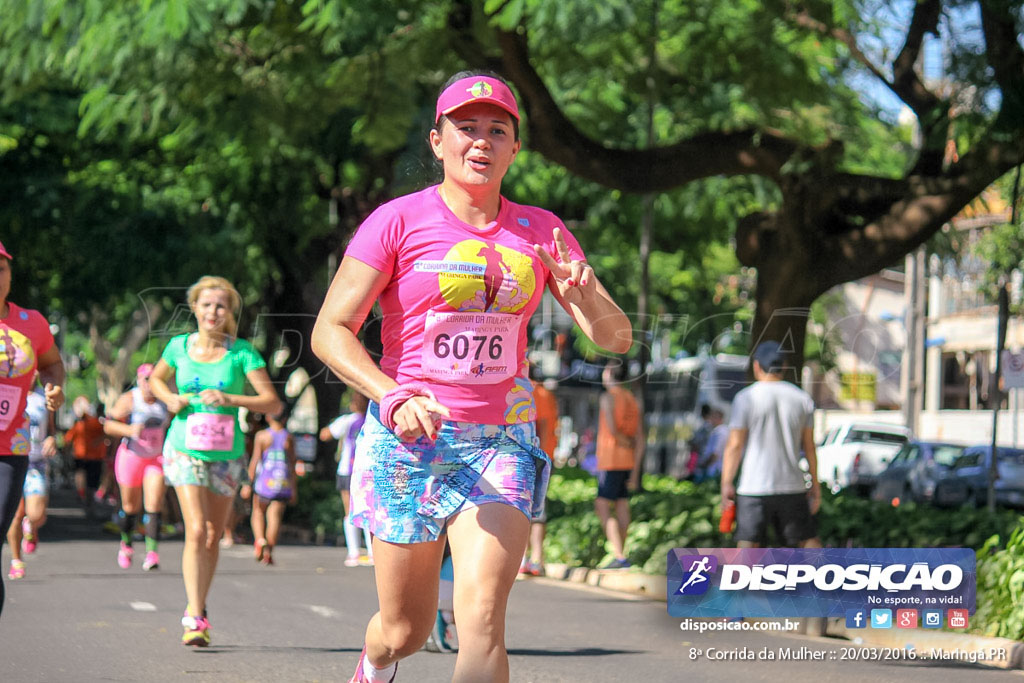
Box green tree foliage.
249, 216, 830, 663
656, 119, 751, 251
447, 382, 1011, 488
2, 0, 1021, 391
453, 0, 1024, 361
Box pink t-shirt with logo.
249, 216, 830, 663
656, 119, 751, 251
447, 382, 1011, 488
345, 185, 585, 425
0, 302, 55, 455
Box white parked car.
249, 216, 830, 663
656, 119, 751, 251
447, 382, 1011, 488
816, 422, 911, 494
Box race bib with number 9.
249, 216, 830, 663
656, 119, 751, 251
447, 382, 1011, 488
0, 384, 23, 431
185, 412, 235, 451
422, 310, 520, 384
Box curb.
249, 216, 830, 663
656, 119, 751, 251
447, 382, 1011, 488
541, 563, 667, 600
536, 564, 1023, 669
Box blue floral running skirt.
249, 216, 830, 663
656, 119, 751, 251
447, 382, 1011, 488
348, 403, 550, 544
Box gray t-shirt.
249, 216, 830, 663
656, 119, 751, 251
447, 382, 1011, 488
729, 380, 814, 496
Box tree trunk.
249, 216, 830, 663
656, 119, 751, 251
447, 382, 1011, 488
88, 301, 161, 409
736, 193, 821, 374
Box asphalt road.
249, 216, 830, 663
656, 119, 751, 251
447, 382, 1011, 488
1, 492, 1019, 682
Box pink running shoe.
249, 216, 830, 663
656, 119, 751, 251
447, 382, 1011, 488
142, 551, 160, 571
8, 559, 26, 580
117, 542, 134, 569
21, 517, 37, 554
181, 611, 211, 647
348, 646, 397, 683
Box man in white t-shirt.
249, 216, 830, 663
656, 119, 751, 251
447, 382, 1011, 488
720, 341, 821, 548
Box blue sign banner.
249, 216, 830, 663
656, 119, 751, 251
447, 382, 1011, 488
667, 548, 975, 618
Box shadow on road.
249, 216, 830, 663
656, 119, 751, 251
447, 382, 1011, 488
507, 647, 644, 657
193, 645, 360, 655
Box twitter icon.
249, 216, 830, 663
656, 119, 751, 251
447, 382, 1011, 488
870, 609, 892, 629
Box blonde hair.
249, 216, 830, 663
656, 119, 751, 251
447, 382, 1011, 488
187, 275, 241, 338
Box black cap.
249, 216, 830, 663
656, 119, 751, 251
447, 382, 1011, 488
752, 341, 792, 374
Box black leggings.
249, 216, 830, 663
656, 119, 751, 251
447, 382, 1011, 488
0, 456, 29, 620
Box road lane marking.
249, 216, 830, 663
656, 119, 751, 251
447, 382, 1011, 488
130, 602, 157, 611
309, 605, 340, 619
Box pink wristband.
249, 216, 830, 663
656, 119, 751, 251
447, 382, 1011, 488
380, 383, 438, 433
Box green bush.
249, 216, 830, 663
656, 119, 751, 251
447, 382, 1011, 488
543, 469, 1023, 574
972, 527, 1024, 640
285, 475, 344, 538
282, 466, 1024, 637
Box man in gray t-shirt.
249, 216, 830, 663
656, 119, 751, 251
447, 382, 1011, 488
720, 341, 822, 548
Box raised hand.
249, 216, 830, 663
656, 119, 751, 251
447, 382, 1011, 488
533, 227, 596, 305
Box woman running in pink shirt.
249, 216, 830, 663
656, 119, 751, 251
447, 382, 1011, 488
313, 71, 630, 683
104, 363, 170, 572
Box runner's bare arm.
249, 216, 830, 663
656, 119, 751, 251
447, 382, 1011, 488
534, 228, 631, 354
149, 360, 190, 414
247, 431, 267, 482
802, 427, 821, 514
720, 428, 748, 506
313, 256, 451, 440
37, 344, 66, 411
103, 391, 140, 438
313, 256, 403, 401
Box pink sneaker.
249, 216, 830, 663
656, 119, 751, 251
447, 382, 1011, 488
348, 646, 397, 683
117, 542, 134, 569
142, 551, 160, 571
8, 559, 26, 580
181, 610, 211, 647
21, 517, 37, 554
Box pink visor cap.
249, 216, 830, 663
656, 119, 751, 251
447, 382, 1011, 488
435, 76, 520, 123
0, 240, 12, 260
136, 363, 154, 379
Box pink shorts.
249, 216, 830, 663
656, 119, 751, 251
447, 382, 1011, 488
115, 443, 164, 488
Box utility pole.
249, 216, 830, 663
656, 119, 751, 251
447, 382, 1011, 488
902, 247, 926, 435
988, 283, 1010, 513
636, 0, 658, 477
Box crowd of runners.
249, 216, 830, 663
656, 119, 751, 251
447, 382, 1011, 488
0, 70, 633, 683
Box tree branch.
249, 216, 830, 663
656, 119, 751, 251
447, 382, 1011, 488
891, 0, 942, 117
786, 8, 894, 94
818, 132, 1024, 287
783, 0, 941, 120
490, 28, 799, 191
979, 0, 1024, 123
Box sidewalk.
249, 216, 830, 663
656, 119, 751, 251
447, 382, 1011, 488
536, 562, 1024, 670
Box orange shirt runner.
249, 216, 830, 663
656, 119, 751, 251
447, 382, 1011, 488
532, 381, 558, 458
596, 386, 639, 471
65, 415, 107, 461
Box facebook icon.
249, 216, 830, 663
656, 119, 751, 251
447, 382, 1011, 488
845, 609, 867, 629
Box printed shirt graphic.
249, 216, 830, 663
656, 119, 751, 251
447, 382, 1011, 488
0, 303, 54, 455
346, 185, 585, 425
160, 334, 267, 462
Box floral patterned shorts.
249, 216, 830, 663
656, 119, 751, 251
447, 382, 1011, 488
349, 404, 550, 544
163, 443, 249, 497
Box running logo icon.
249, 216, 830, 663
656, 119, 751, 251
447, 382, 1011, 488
675, 555, 718, 595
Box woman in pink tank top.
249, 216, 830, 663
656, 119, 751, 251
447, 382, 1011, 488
313, 71, 631, 683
